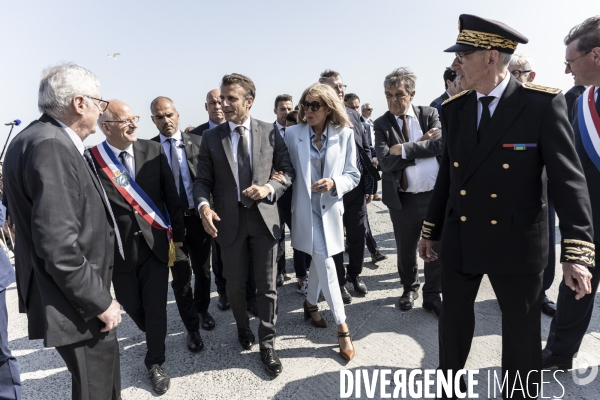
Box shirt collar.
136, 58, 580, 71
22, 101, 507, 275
159, 130, 182, 144
275, 121, 285, 132
54, 118, 85, 156
476, 72, 511, 101
309, 124, 328, 139
208, 120, 220, 129
229, 118, 251, 135
106, 140, 134, 158
395, 104, 416, 121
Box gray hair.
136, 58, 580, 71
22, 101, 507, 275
38, 63, 100, 120
318, 69, 341, 84
384, 67, 416, 93
497, 52, 513, 68
509, 53, 534, 71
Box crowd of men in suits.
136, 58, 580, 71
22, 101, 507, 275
0, 12, 599, 400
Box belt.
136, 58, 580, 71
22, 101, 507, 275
399, 190, 433, 195
183, 208, 198, 217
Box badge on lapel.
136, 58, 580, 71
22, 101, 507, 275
502, 143, 537, 150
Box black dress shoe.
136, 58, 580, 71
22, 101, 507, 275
347, 274, 368, 295
542, 348, 573, 370
399, 290, 419, 311
199, 311, 215, 331
260, 348, 283, 376
371, 251, 388, 263
276, 273, 285, 287
247, 299, 259, 317
187, 330, 204, 353
217, 292, 230, 311
147, 364, 170, 395
340, 285, 352, 304
542, 295, 557, 317
422, 297, 442, 317
238, 326, 256, 350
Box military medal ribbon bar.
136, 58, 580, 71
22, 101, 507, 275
502, 143, 537, 150
578, 86, 600, 172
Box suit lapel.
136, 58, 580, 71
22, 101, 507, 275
250, 118, 261, 183
219, 122, 236, 178
133, 141, 145, 181
462, 77, 525, 184
297, 124, 312, 193
181, 131, 195, 178
414, 105, 426, 134
385, 111, 404, 143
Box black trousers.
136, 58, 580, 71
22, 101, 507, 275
389, 191, 441, 302
546, 241, 600, 357
439, 263, 543, 399
55, 329, 121, 400
212, 239, 256, 301
171, 253, 200, 332
542, 200, 556, 292
183, 213, 212, 313
0, 289, 20, 400
219, 206, 277, 349
112, 239, 168, 369
276, 193, 312, 278
334, 185, 367, 284
364, 214, 379, 255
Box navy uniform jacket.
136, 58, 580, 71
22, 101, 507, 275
422, 76, 594, 275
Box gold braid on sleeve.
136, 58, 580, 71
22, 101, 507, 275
563, 239, 595, 266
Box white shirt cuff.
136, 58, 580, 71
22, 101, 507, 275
198, 201, 210, 212
266, 183, 275, 201
401, 144, 407, 159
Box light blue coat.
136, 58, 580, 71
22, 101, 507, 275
284, 122, 360, 257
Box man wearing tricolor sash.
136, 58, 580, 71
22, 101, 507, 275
93, 100, 185, 395
542, 16, 600, 371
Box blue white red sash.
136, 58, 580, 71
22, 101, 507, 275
578, 86, 600, 171
90, 141, 174, 243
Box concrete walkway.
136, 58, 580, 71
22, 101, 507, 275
6, 200, 600, 399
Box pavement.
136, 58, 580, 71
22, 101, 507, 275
6, 199, 600, 399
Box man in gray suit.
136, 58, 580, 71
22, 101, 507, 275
374, 67, 443, 316
194, 73, 294, 376
3, 63, 122, 399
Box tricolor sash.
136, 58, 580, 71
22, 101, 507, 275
90, 141, 176, 266
578, 86, 600, 171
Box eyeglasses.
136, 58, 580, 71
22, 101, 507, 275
85, 95, 109, 111
104, 116, 140, 126
364, 108, 373, 112
455, 51, 477, 64
300, 101, 322, 112
330, 84, 347, 92
564, 50, 591, 69
510, 70, 531, 79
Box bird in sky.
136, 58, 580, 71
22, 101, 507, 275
107, 53, 121, 60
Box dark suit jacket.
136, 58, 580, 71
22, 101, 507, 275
189, 122, 210, 137
424, 76, 594, 275
150, 131, 202, 183
565, 85, 586, 123
93, 139, 185, 272
3, 114, 115, 347
373, 106, 442, 210
193, 118, 294, 247
346, 107, 378, 198
430, 92, 450, 107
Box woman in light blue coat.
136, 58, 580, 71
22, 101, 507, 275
283, 83, 360, 360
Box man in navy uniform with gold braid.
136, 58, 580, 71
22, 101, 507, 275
418, 14, 595, 399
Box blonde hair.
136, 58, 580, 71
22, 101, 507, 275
297, 83, 351, 127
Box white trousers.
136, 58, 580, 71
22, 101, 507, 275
307, 213, 346, 325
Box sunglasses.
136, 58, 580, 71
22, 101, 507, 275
301, 101, 322, 112
365, 108, 373, 112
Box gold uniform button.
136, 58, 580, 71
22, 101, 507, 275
491, 220, 498, 225
491, 194, 497, 198
502, 164, 510, 169
460, 216, 467, 222
460, 190, 466, 195
454, 162, 459, 167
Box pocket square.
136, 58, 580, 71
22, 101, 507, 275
503, 143, 537, 150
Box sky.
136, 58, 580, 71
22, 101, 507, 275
0, 0, 596, 148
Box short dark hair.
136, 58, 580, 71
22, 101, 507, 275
274, 94, 293, 109
285, 110, 299, 125
344, 93, 360, 103
221, 73, 256, 100
443, 68, 457, 89
564, 16, 600, 53
318, 69, 341, 83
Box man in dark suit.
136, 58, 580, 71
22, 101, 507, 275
565, 85, 586, 123
94, 100, 185, 395
190, 89, 257, 314
194, 73, 294, 376
418, 15, 595, 399
543, 16, 600, 371
320, 70, 379, 303
430, 67, 460, 108
150, 97, 214, 338
374, 67, 443, 315
3, 63, 122, 399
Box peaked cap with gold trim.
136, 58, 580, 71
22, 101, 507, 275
445, 14, 528, 54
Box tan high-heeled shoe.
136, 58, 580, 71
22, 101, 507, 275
303, 300, 327, 328
337, 330, 355, 361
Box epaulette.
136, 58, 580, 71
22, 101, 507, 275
441, 90, 470, 105
522, 83, 561, 95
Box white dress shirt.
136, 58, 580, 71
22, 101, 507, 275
208, 120, 220, 129
55, 119, 84, 156
159, 131, 194, 209
275, 121, 286, 138
476, 72, 511, 127
398, 105, 439, 193
106, 141, 135, 180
